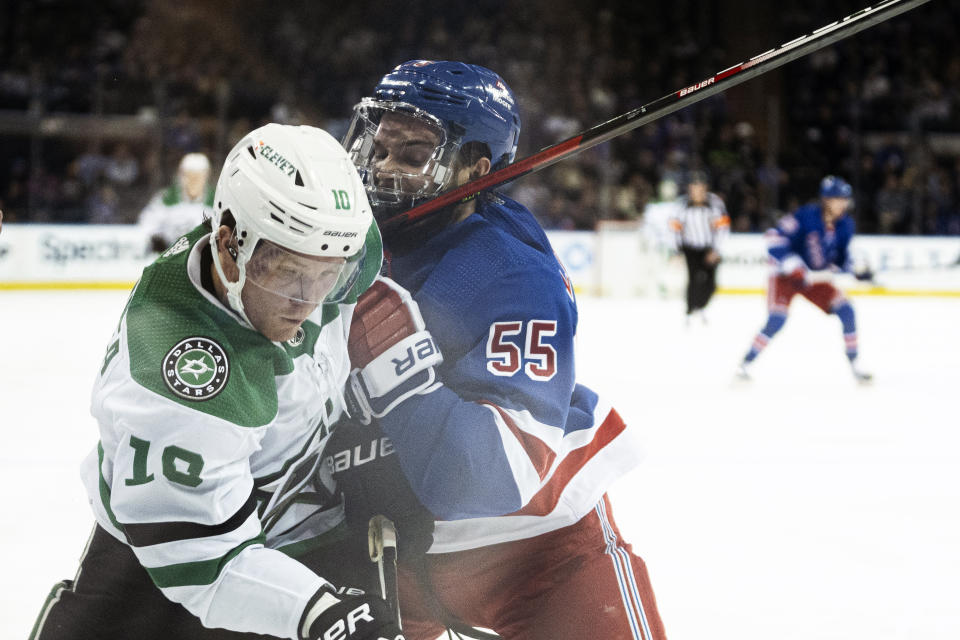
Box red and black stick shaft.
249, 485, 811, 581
381, 0, 931, 235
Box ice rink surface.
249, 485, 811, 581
2, 289, 958, 639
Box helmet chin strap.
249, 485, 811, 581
209, 230, 257, 331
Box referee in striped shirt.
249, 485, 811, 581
669, 171, 730, 322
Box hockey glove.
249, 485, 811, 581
780, 255, 808, 285
300, 588, 404, 640
346, 278, 442, 424
329, 417, 436, 560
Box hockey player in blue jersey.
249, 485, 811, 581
331, 61, 667, 640
737, 175, 872, 383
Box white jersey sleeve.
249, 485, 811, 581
137, 192, 168, 238
90, 366, 326, 638
137, 186, 212, 249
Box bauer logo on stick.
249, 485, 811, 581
678, 76, 716, 97
162, 337, 230, 400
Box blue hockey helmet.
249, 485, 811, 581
819, 175, 852, 199
343, 60, 521, 217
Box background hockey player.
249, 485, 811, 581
335, 60, 667, 640
30, 124, 404, 640
669, 170, 730, 324
137, 152, 215, 253
737, 175, 873, 383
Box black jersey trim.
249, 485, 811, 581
123, 491, 258, 547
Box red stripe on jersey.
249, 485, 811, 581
481, 402, 557, 482
512, 408, 627, 517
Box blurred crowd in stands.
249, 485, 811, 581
1, 0, 958, 235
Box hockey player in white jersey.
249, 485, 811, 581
30, 124, 405, 640
138, 152, 215, 253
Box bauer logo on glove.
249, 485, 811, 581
299, 587, 405, 640
392, 336, 438, 376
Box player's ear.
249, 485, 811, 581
216, 225, 240, 282
470, 156, 491, 181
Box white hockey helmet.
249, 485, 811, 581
179, 152, 211, 174
210, 123, 375, 325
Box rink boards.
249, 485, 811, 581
0, 224, 958, 295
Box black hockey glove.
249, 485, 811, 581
327, 417, 436, 561
299, 587, 404, 640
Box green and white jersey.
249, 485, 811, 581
137, 184, 216, 249
79, 223, 381, 639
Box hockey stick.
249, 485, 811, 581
368, 515, 401, 625
380, 0, 932, 235
367, 516, 502, 640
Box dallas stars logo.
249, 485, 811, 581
180, 356, 215, 380
162, 337, 229, 401
286, 326, 305, 347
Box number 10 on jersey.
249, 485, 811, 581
486, 320, 558, 381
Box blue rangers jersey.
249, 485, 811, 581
766, 203, 854, 273
383, 194, 642, 553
